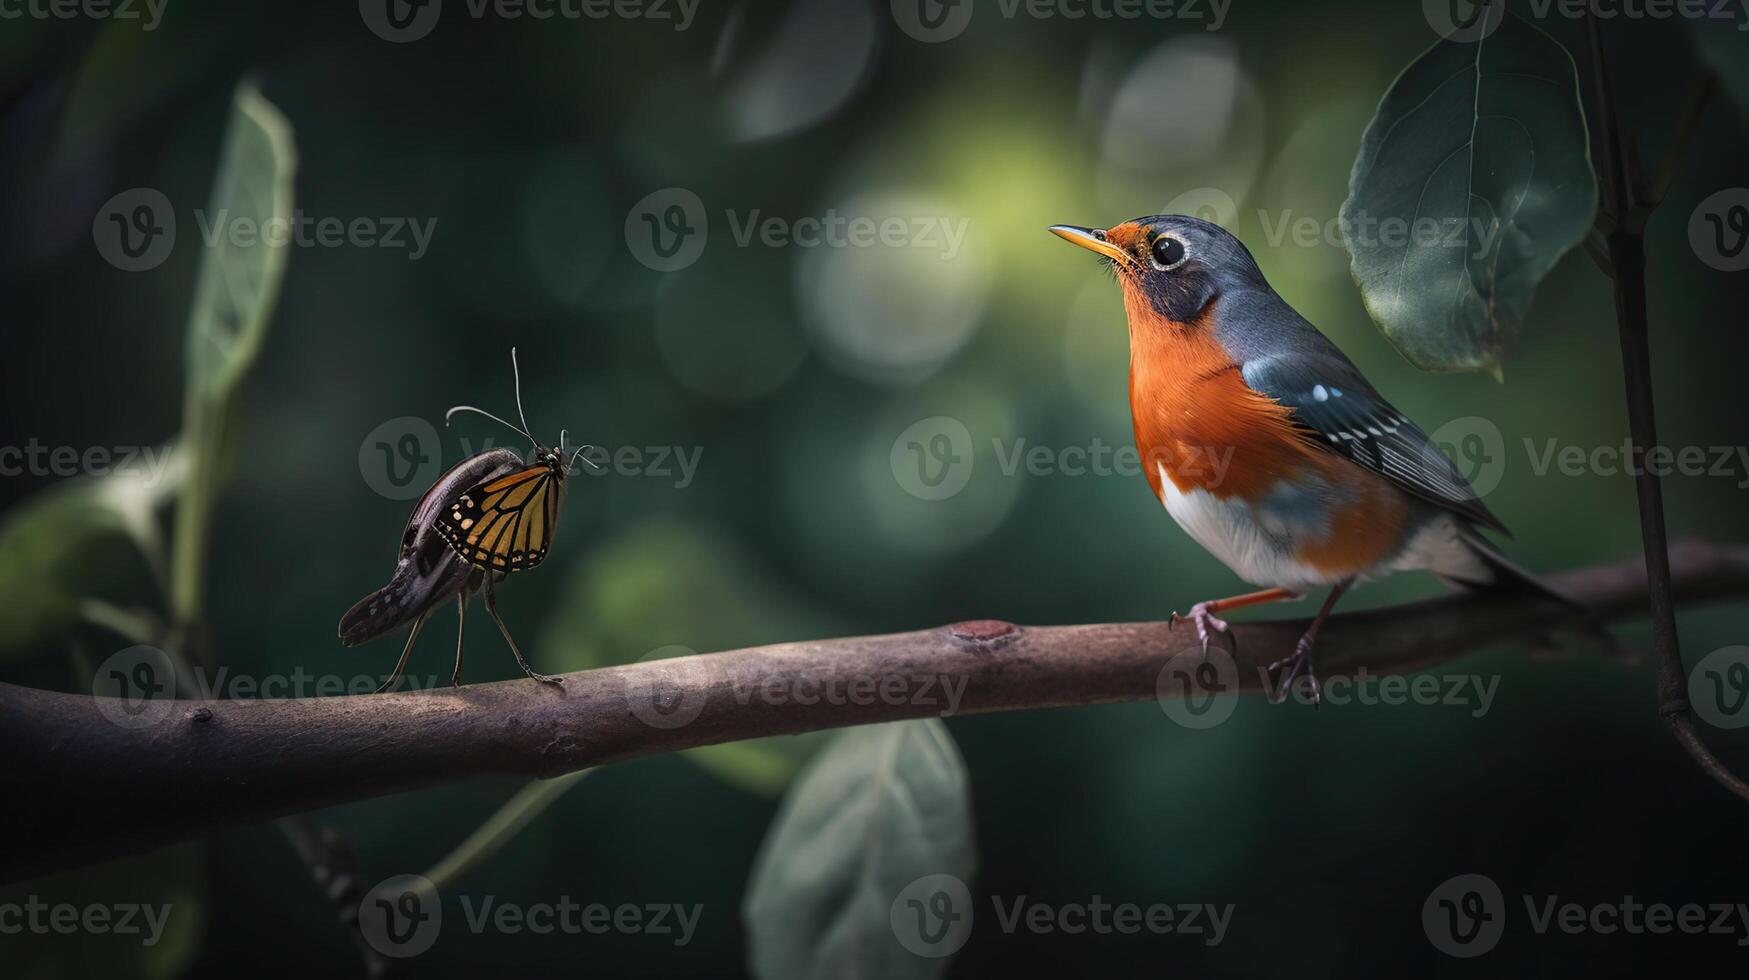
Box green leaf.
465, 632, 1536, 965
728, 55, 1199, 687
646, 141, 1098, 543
743, 721, 976, 980
0, 453, 182, 657
170, 82, 297, 629
48, 3, 215, 167
0, 844, 206, 979
1690, 7, 1749, 120
1341, 8, 1596, 376
537, 518, 844, 794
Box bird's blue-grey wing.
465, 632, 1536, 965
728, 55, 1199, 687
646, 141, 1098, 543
1241, 354, 1507, 534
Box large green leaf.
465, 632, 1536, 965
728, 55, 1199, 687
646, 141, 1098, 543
169, 83, 296, 628
743, 721, 976, 980
1341, 7, 1596, 376
0, 453, 181, 657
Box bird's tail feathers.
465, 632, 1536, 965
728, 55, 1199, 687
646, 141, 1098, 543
1442, 529, 1584, 613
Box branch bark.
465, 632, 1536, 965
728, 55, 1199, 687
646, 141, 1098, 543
5, 541, 1748, 885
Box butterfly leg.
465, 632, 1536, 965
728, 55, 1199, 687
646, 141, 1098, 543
451, 593, 468, 688
375, 608, 432, 694
482, 578, 563, 687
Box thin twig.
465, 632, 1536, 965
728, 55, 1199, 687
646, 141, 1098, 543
424, 769, 596, 892
1585, 13, 1749, 804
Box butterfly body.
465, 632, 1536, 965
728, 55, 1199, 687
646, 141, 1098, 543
338, 448, 525, 648
339, 349, 594, 693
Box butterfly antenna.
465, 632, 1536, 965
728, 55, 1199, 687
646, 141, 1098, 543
561, 431, 602, 471
568, 444, 601, 471
444, 405, 533, 443
510, 347, 534, 440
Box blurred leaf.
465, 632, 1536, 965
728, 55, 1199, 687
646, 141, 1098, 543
169, 82, 296, 630
1690, 8, 1749, 120
743, 721, 975, 980
0, 453, 181, 657
537, 518, 843, 794
1341, 10, 1596, 376
0, 844, 205, 980
48, 0, 222, 166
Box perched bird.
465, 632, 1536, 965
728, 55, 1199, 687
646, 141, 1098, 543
1050, 215, 1569, 702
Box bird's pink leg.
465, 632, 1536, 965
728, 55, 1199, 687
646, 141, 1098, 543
1171, 587, 1302, 656
1269, 581, 1351, 706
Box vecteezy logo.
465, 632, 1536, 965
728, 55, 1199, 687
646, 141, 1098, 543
1162, 187, 1238, 229
92, 645, 178, 729
359, 874, 442, 957
624, 645, 712, 730
1427, 415, 1505, 498
890, 417, 974, 501
890, 873, 974, 957
1422, 873, 1505, 957
358, 416, 443, 500
1156, 647, 1239, 729
93, 189, 176, 272
360, 0, 443, 42
624, 188, 708, 272
1688, 189, 1749, 273
1691, 646, 1749, 730
1423, 0, 1505, 43
890, 0, 974, 42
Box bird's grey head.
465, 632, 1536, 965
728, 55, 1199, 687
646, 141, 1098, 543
1050, 214, 1268, 323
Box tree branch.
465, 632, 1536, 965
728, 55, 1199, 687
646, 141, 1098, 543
5, 541, 1748, 885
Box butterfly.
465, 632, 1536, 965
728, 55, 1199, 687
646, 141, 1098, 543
339, 349, 597, 693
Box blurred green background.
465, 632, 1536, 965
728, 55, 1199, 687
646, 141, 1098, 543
3, 0, 1748, 975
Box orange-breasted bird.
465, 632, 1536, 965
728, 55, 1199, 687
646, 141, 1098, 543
1050, 215, 1571, 703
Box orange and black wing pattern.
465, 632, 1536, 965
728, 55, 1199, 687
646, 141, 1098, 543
433, 464, 562, 573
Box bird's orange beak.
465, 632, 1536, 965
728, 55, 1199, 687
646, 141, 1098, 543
1049, 224, 1132, 267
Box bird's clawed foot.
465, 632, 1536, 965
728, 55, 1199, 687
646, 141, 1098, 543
1170, 601, 1232, 657
1268, 633, 1321, 706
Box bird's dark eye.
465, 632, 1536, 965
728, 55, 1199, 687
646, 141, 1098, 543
1150, 234, 1187, 270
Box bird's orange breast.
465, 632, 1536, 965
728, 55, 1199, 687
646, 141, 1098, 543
1124, 297, 1304, 501
1122, 294, 1408, 578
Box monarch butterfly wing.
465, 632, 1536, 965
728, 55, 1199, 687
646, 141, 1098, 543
433, 465, 561, 573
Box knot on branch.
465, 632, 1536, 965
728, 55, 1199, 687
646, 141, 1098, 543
948, 620, 1018, 650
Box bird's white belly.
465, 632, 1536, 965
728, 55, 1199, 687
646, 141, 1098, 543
1157, 463, 1342, 593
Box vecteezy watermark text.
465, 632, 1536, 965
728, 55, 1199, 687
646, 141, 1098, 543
890, 0, 1231, 43
1257, 209, 1504, 258
358, 418, 703, 500
1423, 873, 1749, 957
0, 440, 175, 487
359, 0, 699, 43
0, 897, 174, 946
93, 187, 437, 271
0, 0, 167, 29
620, 646, 972, 731
889, 873, 1232, 959
357, 875, 700, 958
888, 419, 1237, 502
623, 188, 971, 271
